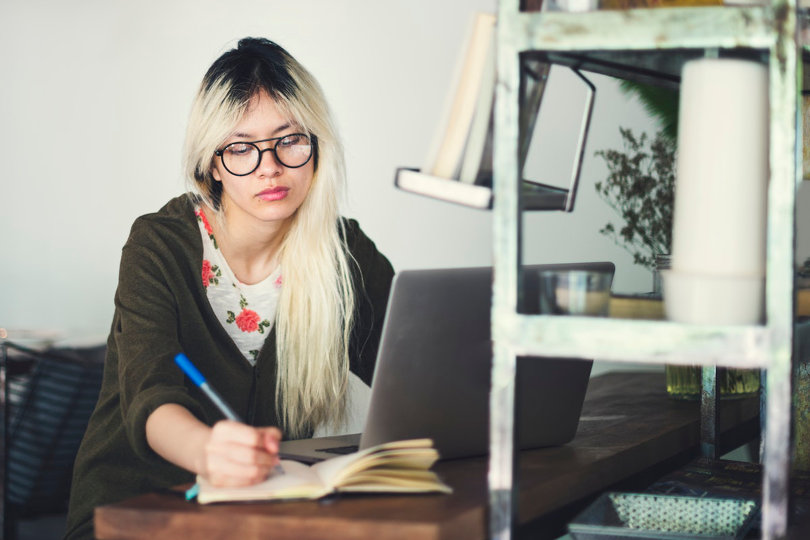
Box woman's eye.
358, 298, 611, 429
227, 144, 252, 155
280, 134, 306, 147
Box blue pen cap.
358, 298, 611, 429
174, 353, 206, 387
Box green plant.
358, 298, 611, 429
594, 127, 675, 270
619, 80, 679, 143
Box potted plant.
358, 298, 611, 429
594, 126, 675, 284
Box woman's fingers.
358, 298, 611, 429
259, 426, 282, 454
208, 439, 276, 466
210, 420, 271, 447
205, 453, 276, 487
203, 421, 283, 487
207, 422, 281, 464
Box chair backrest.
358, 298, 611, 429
5, 342, 105, 517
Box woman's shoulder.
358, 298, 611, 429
338, 217, 394, 276
339, 216, 360, 237
338, 217, 376, 254
134, 193, 196, 224
126, 193, 200, 251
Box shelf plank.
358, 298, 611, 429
503, 6, 774, 53
394, 168, 569, 211
494, 313, 773, 368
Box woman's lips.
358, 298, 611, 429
257, 187, 290, 201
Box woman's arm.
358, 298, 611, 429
145, 403, 282, 487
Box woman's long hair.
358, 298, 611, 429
183, 37, 354, 438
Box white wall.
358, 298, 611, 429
2, 1, 803, 344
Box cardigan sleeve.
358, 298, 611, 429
342, 218, 395, 386
112, 218, 208, 464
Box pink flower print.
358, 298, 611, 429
227, 295, 270, 333
195, 207, 214, 235
195, 206, 219, 249
201, 260, 213, 287
201, 259, 220, 287
235, 309, 261, 332
274, 275, 283, 288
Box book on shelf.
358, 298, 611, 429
457, 18, 496, 185
608, 294, 665, 320
457, 57, 550, 186
397, 168, 493, 208
609, 290, 810, 320
423, 12, 496, 180
798, 288, 810, 317
195, 438, 452, 504
401, 12, 566, 211
395, 168, 568, 210
426, 14, 552, 186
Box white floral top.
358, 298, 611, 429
195, 206, 281, 365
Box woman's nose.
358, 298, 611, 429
256, 147, 283, 176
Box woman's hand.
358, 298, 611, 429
202, 420, 282, 487
146, 403, 282, 487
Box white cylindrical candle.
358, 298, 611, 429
665, 58, 768, 325
671, 58, 769, 279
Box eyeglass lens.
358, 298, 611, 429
220, 134, 312, 175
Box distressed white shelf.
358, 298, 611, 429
494, 314, 773, 369
486, 2, 799, 540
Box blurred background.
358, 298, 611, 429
2, 0, 809, 343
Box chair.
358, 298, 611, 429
1, 340, 105, 540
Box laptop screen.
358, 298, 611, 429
360, 262, 614, 459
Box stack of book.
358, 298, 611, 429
608, 294, 665, 320
395, 12, 572, 211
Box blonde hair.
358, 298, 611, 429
183, 38, 355, 438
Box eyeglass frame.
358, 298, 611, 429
214, 133, 317, 176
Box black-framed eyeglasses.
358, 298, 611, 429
214, 133, 314, 176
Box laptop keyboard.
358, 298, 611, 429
316, 444, 359, 455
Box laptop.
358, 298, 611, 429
279, 262, 614, 463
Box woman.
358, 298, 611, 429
64, 37, 394, 539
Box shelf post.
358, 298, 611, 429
700, 366, 720, 459
761, 0, 799, 537
489, 1, 524, 539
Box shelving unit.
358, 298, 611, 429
487, 2, 799, 540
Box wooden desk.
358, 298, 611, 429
95, 372, 759, 540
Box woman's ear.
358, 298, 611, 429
211, 165, 222, 182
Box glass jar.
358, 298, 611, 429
652, 253, 671, 297
665, 365, 760, 400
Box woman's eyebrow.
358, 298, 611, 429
230, 123, 293, 140
272, 123, 292, 135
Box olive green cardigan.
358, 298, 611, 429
64, 195, 394, 539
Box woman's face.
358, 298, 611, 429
211, 91, 314, 229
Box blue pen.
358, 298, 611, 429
174, 352, 242, 421
174, 352, 240, 501
174, 352, 283, 500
